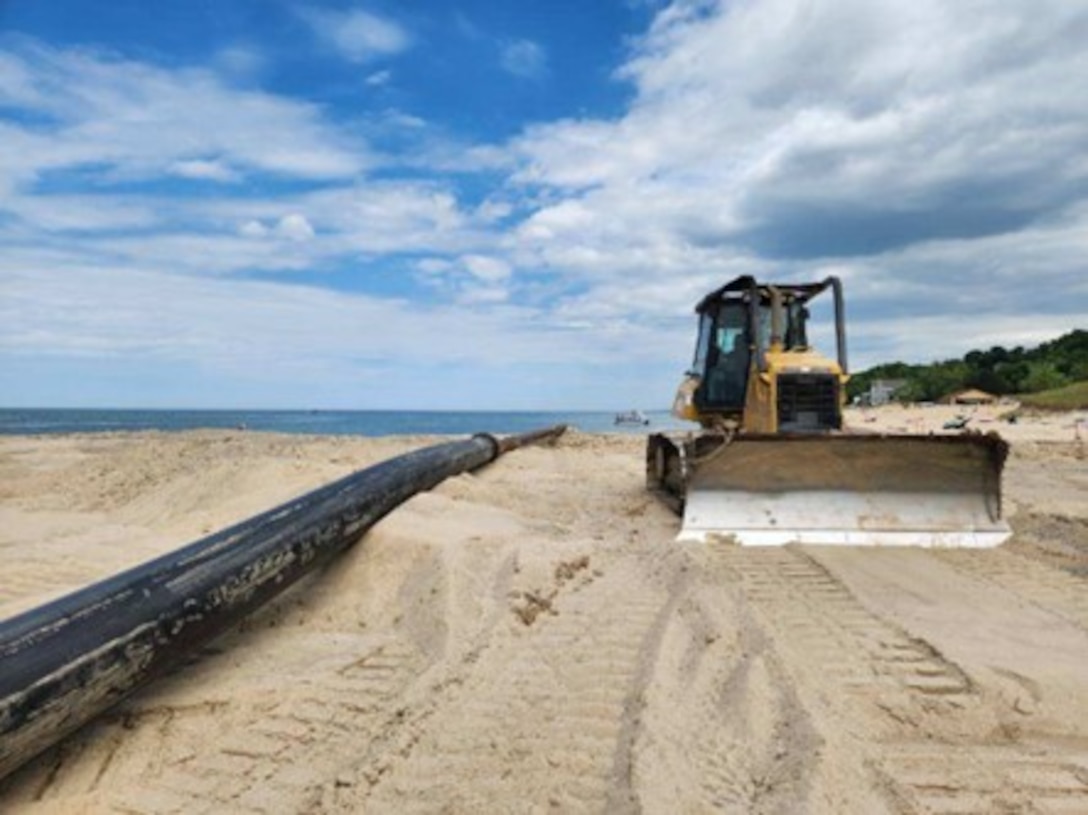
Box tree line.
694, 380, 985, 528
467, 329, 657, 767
846, 329, 1088, 403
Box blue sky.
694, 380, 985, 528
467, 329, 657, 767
1, 0, 1085, 409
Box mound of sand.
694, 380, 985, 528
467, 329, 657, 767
1, 424, 1086, 813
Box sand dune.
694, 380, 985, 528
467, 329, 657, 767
1, 413, 1086, 813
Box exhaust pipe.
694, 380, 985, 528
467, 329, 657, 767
0, 426, 566, 782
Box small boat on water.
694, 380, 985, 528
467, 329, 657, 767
614, 410, 650, 426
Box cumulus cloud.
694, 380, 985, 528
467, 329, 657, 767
508, 0, 1088, 366
455, 255, 512, 304
0, 42, 367, 189
238, 219, 269, 239
276, 213, 316, 241
299, 7, 411, 63
411, 254, 513, 305
234, 214, 316, 243
4, 178, 497, 281
461, 254, 511, 282
500, 39, 548, 80
518, 0, 1088, 254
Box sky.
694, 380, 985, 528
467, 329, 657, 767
1, 0, 1085, 410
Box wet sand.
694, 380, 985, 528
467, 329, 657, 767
1, 410, 1086, 813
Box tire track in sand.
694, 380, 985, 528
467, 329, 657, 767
333, 556, 673, 813
23, 636, 426, 814
714, 546, 974, 703
631, 549, 824, 814
874, 743, 1088, 815
710, 544, 1088, 814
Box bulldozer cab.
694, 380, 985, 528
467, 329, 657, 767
690, 276, 847, 422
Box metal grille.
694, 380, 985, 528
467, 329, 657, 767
777, 372, 840, 431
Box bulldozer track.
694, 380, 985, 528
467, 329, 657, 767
875, 744, 1088, 815
630, 564, 822, 813
710, 545, 974, 707
24, 636, 426, 814
708, 543, 1088, 813
345, 560, 672, 813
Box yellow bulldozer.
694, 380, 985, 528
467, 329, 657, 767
647, 276, 1010, 546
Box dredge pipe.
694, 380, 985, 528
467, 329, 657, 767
0, 425, 566, 781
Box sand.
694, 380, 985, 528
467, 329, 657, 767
0, 408, 1086, 813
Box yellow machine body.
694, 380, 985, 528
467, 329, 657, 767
649, 276, 1010, 547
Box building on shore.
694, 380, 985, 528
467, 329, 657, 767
944, 388, 998, 405
867, 379, 907, 406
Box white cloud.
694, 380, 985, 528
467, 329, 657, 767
416, 258, 454, 275
456, 255, 512, 304
1, 178, 498, 281
0, 261, 647, 404
0, 50, 43, 108
505, 0, 1088, 368
461, 254, 511, 283
411, 254, 513, 306
458, 286, 509, 304
475, 198, 513, 222
238, 219, 269, 239
300, 7, 411, 63
518, 0, 1088, 236
3, 193, 160, 233
500, 39, 548, 80
0, 42, 367, 191
276, 213, 316, 242
169, 159, 239, 182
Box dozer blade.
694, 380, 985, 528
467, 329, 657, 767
678, 433, 1010, 547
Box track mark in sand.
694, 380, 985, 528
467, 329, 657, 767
875, 744, 1088, 814
714, 546, 974, 713
346, 563, 671, 813
632, 564, 822, 814
61, 638, 426, 814
712, 545, 1088, 812
934, 548, 1088, 631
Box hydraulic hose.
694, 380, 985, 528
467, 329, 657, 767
0, 425, 566, 781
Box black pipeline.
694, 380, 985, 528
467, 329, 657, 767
0, 426, 566, 781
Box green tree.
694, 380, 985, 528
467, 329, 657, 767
1023, 362, 1068, 393
849, 328, 1086, 402
997, 361, 1030, 392
968, 368, 1010, 395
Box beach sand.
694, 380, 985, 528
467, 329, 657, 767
1, 409, 1087, 813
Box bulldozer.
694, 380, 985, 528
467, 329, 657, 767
647, 275, 1010, 546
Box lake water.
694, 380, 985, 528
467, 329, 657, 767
0, 408, 696, 437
